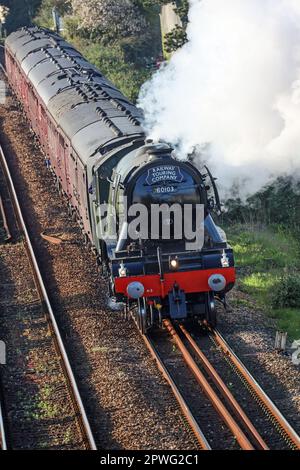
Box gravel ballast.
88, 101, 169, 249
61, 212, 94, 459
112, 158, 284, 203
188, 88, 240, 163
218, 293, 300, 436
0, 95, 197, 450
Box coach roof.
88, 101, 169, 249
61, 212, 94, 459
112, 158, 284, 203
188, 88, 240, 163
6, 26, 144, 162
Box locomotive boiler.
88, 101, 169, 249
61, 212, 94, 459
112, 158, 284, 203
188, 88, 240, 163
5, 27, 235, 333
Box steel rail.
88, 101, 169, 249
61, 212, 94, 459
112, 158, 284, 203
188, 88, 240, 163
0, 144, 97, 450
143, 333, 211, 450
163, 319, 255, 450
0, 397, 7, 450
1, 52, 208, 451
0, 195, 11, 242
0, 54, 6, 75
211, 328, 300, 450
179, 324, 268, 450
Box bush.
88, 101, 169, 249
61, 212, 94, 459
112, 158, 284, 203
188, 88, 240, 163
34, 0, 71, 30
271, 273, 300, 309
71, 0, 147, 39
34, 0, 161, 102
164, 25, 187, 53
72, 40, 150, 102
224, 176, 300, 237
2, 0, 41, 33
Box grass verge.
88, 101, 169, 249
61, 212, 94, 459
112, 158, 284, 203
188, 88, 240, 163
227, 224, 300, 340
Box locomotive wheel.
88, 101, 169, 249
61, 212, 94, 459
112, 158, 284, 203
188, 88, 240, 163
133, 298, 154, 335
137, 298, 147, 335
206, 292, 217, 327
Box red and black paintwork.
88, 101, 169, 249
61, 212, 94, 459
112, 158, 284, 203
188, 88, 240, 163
115, 268, 236, 299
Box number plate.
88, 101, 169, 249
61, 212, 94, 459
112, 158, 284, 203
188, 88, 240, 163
153, 185, 178, 194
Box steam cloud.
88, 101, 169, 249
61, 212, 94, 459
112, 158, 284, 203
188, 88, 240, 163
138, 0, 300, 195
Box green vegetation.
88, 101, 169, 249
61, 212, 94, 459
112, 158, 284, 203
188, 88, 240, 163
0, 0, 41, 33
223, 175, 300, 339
271, 309, 300, 340
164, 24, 187, 54
225, 176, 300, 237
0, 0, 164, 102
34, 0, 71, 29
164, 0, 188, 53
228, 224, 300, 339
70, 39, 151, 102
35, 0, 163, 101
1, 0, 188, 100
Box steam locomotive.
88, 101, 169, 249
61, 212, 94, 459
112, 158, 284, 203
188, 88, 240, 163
5, 27, 235, 333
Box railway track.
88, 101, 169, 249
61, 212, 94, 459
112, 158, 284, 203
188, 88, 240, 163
208, 327, 300, 450
146, 320, 300, 450
0, 393, 7, 450
0, 55, 206, 451
0, 144, 96, 450
142, 334, 211, 450
0, 43, 299, 451
0, 193, 11, 242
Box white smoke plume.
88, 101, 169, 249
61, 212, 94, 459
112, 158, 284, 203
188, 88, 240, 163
138, 0, 300, 195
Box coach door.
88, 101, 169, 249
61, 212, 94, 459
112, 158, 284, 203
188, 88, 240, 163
57, 134, 66, 190
63, 142, 72, 198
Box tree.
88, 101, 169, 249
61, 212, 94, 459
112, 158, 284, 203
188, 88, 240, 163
71, 0, 147, 40
0, 4, 9, 37
34, 0, 71, 29
0, 5, 9, 23
174, 0, 189, 26
164, 24, 187, 53
1, 0, 42, 32
224, 176, 300, 235
134, 0, 170, 8
80, 40, 150, 102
